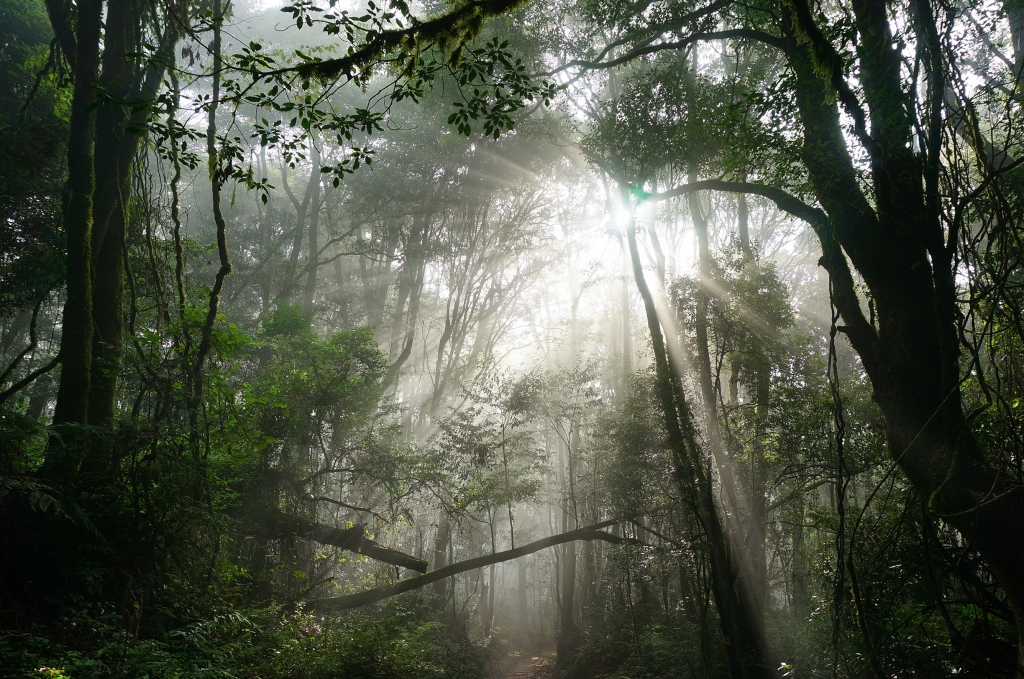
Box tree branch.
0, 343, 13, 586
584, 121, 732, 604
646, 179, 828, 228
258, 0, 533, 81
0, 299, 44, 387
545, 29, 786, 78
539, 0, 756, 77
0, 354, 61, 406
645, 179, 878, 357
788, 0, 881, 158
264, 509, 429, 573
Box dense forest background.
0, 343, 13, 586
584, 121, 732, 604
1, 0, 1023, 677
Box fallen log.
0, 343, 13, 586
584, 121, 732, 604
309, 519, 644, 611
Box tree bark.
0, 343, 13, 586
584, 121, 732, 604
51, 0, 103, 428
86, 202, 125, 432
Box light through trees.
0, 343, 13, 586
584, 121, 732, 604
1, 0, 1023, 677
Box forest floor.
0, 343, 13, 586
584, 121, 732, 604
491, 642, 556, 679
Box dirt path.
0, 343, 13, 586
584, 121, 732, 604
495, 644, 556, 679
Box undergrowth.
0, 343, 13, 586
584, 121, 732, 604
0, 605, 485, 679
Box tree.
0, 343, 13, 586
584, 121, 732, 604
547, 0, 1024, 670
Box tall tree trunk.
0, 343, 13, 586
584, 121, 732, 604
518, 557, 529, 625
1005, 0, 1023, 84
790, 501, 809, 615
688, 182, 763, 618
384, 208, 430, 387
624, 212, 773, 679
484, 562, 496, 636
432, 513, 452, 601
86, 202, 125, 432
188, 0, 230, 456
688, 183, 743, 519
87, 0, 183, 428
557, 524, 578, 665
748, 363, 769, 612
280, 143, 319, 305
389, 265, 413, 355
51, 0, 103, 428
582, 537, 595, 611
736, 192, 751, 259
555, 413, 580, 665
302, 171, 322, 316
619, 236, 632, 398
780, 7, 1024, 670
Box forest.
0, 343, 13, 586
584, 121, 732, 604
1, 0, 1023, 676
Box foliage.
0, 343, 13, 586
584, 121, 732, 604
0, 0, 66, 315
424, 370, 545, 518
0, 606, 483, 679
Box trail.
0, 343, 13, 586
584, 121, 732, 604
494, 643, 556, 679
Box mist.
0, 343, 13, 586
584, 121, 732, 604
2, 0, 1023, 677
